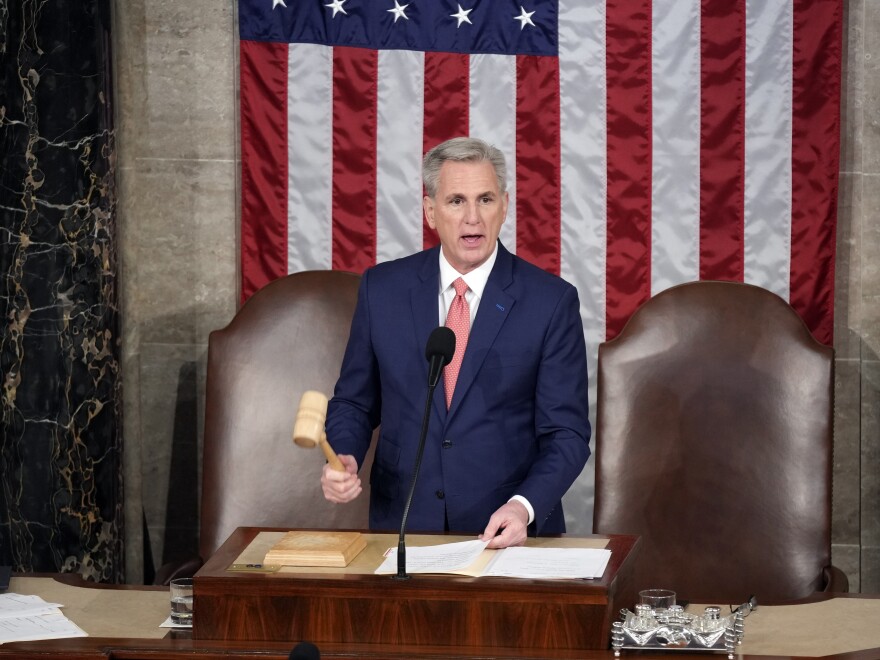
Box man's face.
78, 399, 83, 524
423, 160, 508, 274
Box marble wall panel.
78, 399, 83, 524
0, 0, 122, 581
124, 158, 238, 345
139, 1, 236, 162
861, 0, 880, 594
834, 359, 863, 547
860, 178, 880, 367
862, 175, 880, 307
836, 173, 863, 361
138, 342, 207, 574
862, 361, 880, 550
113, 0, 237, 581
840, 0, 864, 176
863, 547, 880, 593
831, 543, 861, 593
864, 1, 880, 175
111, 0, 147, 169
117, 158, 235, 581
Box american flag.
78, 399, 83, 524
237, 0, 841, 531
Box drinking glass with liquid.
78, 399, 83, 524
170, 577, 194, 625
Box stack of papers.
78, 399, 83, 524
375, 539, 612, 579
0, 593, 87, 644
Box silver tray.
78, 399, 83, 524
611, 602, 752, 658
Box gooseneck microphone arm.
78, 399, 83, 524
394, 326, 455, 580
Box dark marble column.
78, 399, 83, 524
0, 0, 122, 582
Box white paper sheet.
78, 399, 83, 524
0, 610, 87, 644
374, 539, 490, 574
0, 593, 88, 644
0, 593, 64, 619
374, 540, 612, 580
482, 547, 612, 579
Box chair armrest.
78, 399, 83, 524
821, 564, 849, 593
153, 556, 204, 586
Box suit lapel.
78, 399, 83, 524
447, 243, 516, 419
411, 248, 448, 420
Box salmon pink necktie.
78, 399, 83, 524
444, 277, 470, 409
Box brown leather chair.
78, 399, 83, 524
593, 280, 847, 604
198, 270, 373, 563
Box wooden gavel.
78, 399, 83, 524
292, 390, 345, 472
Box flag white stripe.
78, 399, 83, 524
559, 0, 608, 530
470, 54, 518, 252
288, 43, 334, 271
559, 0, 608, 355
651, 0, 701, 295
376, 49, 425, 264
744, 0, 793, 299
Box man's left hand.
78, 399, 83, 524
479, 500, 529, 549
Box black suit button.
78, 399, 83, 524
442, 439, 452, 448
435, 490, 445, 500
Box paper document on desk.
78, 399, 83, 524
374, 539, 491, 575
0, 593, 87, 644
482, 547, 612, 579
0, 593, 64, 619
374, 540, 611, 579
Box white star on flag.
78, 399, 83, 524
325, 0, 347, 18
451, 4, 473, 28
513, 6, 535, 30
387, 0, 409, 23
272, 0, 287, 8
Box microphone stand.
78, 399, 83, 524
394, 361, 442, 580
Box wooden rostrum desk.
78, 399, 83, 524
4, 551, 880, 658
191, 527, 640, 654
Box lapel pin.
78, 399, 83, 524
496, 303, 505, 311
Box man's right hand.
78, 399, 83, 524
321, 454, 362, 503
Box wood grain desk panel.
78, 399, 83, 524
192, 528, 640, 652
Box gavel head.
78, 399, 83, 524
293, 390, 328, 448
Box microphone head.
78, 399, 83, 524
425, 326, 456, 366
289, 641, 321, 659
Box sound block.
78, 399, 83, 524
263, 530, 366, 567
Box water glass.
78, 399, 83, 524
170, 577, 194, 625
639, 588, 676, 612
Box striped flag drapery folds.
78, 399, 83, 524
238, 0, 842, 531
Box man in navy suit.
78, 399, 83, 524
321, 137, 590, 549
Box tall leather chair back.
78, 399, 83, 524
199, 270, 371, 560
593, 281, 834, 604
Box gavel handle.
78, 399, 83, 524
320, 433, 346, 472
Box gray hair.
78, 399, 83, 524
422, 137, 508, 198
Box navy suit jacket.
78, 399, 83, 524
325, 242, 591, 535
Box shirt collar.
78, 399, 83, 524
438, 242, 498, 299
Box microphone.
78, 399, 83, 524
289, 641, 320, 659
394, 326, 455, 580
425, 325, 456, 388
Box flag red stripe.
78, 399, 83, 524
331, 47, 379, 273
423, 52, 470, 249
515, 55, 562, 276
699, 1, 746, 281
789, 0, 842, 345
605, 0, 653, 339
240, 40, 289, 302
